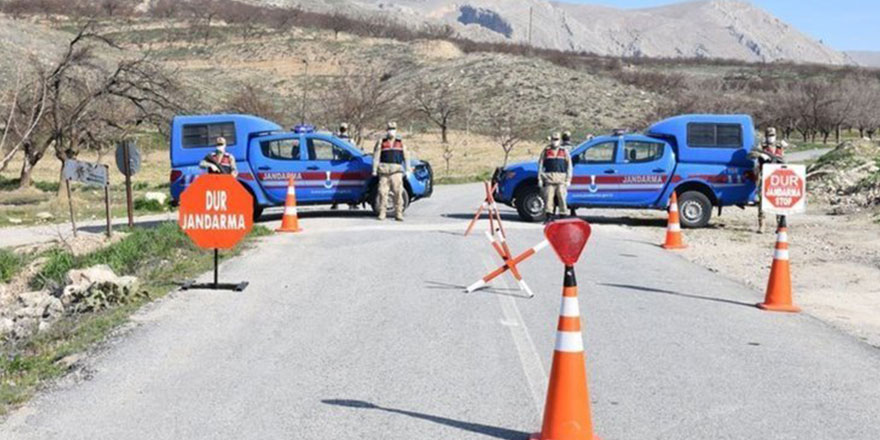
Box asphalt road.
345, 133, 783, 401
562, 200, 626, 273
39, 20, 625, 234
2, 183, 879, 440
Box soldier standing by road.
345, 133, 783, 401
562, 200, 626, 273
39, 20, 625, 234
332, 123, 360, 211
561, 131, 574, 151
537, 132, 573, 221
372, 122, 410, 221
199, 137, 238, 178
749, 127, 788, 233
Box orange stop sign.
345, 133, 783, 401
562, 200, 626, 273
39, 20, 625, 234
178, 174, 254, 249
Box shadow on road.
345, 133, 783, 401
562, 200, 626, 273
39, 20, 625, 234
322, 399, 529, 440
599, 282, 756, 308
443, 212, 671, 229
425, 281, 530, 298
442, 212, 523, 223
258, 209, 374, 223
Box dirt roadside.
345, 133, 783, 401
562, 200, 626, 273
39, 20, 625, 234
581, 205, 880, 349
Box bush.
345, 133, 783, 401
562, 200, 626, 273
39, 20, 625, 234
133, 198, 165, 212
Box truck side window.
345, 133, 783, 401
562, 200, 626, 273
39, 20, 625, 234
182, 122, 236, 148
623, 141, 664, 163
261, 139, 301, 160
687, 123, 742, 148
309, 139, 353, 161
576, 141, 616, 164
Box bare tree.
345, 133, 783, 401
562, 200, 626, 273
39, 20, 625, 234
0, 66, 48, 173
412, 75, 463, 144
848, 76, 880, 139
322, 66, 401, 148
223, 82, 284, 122
490, 101, 536, 167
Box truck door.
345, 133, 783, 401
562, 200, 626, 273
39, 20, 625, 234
569, 139, 626, 206
250, 135, 309, 204
615, 139, 676, 206
304, 136, 370, 204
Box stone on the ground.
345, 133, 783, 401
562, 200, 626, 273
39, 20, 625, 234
62, 264, 142, 312
144, 192, 167, 205
36, 212, 54, 220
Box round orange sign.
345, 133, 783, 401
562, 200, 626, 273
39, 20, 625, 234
178, 174, 254, 249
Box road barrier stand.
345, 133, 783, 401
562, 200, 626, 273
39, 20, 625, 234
483, 231, 535, 297
277, 177, 303, 233
465, 181, 505, 238
757, 218, 800, 313
661, 192, 687, 250
531, 218, 600, 440
466, 238, 549, 295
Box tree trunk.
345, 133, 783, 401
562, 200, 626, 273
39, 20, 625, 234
441, 125, 448, 144
835, 126, 841, 143
19, 156, 35, 188
859, 128, 865, 139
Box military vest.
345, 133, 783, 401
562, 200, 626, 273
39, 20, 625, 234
543, 148, 569, 173
380, 138, 405, 165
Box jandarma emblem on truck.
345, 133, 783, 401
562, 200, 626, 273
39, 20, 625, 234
622, 175, 664, 184
324, 171, 334, 189
588, 175, 599, 193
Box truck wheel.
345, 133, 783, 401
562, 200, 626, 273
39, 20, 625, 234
515, 186, 547, 223
370, 188, 411, 216
677, 191, 712, 228
253, 202, 264, 222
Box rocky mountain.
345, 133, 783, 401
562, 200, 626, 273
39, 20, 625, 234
846, 51, 880, 68
251, 0, 849, 65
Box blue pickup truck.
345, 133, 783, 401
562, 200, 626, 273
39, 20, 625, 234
169, 115, 433, 219
493, 114, 758, 228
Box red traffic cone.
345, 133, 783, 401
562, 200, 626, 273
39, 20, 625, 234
662, 192, 687, 250
276, 177, 303, 233
757, 225, 800, 313
532, 219, 600, 440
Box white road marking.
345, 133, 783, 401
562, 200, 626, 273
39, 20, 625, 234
483, 257, 547, 418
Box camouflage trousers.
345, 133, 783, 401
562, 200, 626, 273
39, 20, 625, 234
377, 165, 405, 220
541, 172, 568, 215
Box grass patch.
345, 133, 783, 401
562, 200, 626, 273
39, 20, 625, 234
2, 222, 272, 414
133, 198, 166, 212
0, 249, 27, 283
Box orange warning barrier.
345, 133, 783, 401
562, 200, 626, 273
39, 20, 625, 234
276, 177, 303, 233
757, 223, 800, 313
661, 192, 686, 250
465, 182, 505, 238
466, 237, 548, 295
531, 218, 600, 440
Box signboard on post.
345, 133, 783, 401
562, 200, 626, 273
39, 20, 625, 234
62, 159, 112, 238
115, 140, 141, 227
63, 159, 109, 187
761, 164, 807, 215
178, 174, 254, 291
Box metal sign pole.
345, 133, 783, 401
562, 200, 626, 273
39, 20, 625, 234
214, 249, 219, 289
123, 142, 134, 228
65, 178, 77, 238
105, 165, 112, 238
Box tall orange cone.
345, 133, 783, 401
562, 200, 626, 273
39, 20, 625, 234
757, 222, 799, 313
276, 177, 303, 233
661, 192, 687, 250
533, 219, 600, 440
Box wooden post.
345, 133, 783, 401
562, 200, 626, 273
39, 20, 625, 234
65, 178, 77, 238
104, 165, 112, 238
122, 142, 134, 228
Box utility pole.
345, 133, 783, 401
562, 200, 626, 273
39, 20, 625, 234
301, 59, 309, 125
528, 6, 533, 47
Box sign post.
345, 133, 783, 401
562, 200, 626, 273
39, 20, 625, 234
62, 159, 111, 238
178, 174, 254, 291
115, 140, 141, 228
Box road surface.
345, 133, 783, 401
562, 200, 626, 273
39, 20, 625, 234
2, 183, 878, 440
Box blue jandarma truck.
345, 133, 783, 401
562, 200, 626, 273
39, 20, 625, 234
169, 115, 433, 220
493, 114, 759, 228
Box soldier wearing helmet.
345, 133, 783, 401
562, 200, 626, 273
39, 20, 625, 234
199, 137, 238, 178
537, 132, 573, 221
372, 121, 410, 221
761, 127, 788, 158
561, 131, 574, 151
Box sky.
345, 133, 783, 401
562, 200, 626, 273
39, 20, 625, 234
561, 0, 878, 51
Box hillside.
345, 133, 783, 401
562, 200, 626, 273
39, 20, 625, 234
254, 0, 849, 64
847, 51, 880, 68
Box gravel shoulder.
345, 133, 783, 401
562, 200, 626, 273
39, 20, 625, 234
579, 204, 880, 348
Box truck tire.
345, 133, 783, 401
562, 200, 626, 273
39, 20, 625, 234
370, 188, 410, 216
677, 191, 712, 228
515, 186, 547, 223
253, 205, 264, 222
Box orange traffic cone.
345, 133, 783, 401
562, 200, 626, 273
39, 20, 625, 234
757, 225, 800, 313
531, 266, 599, 440
661, 192, 687, 250
276, 177, 303, 233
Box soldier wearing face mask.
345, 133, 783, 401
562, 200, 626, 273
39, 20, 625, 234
199, 137, 238, 178
372, 122, 410, 221
537, 132, 573, 221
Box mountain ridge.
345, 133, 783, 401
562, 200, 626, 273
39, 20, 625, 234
249, 0, 849, 65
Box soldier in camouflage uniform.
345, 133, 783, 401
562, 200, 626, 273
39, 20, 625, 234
372, 122, 410, 221
537, 132, 573, 221
749, 127, 788, 233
